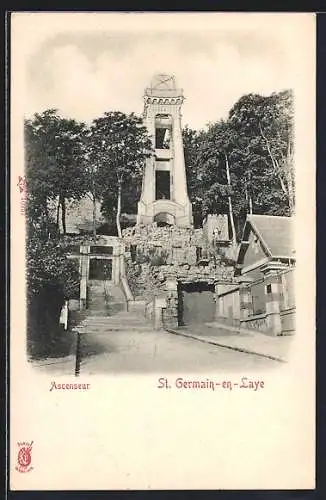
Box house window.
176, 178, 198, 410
266, 284, 272, 294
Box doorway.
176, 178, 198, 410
178, 282, 215, 326
89, 258, 112, 281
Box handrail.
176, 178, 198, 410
120, 275, 134, 302
119, 253, 134, 303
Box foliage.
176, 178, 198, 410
182, 126, 206, 227
228, 90, 294, 214
25, 112, 82, 357
183, 89, 294, 239
125, 262, 143, 297
86, 111, 153, 237
25, 110, 88, 234
27, 235, 80, 301
26, 232, 80, 359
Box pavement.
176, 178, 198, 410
29, 303, 290, 375
28, 354, 76, 374
78, 328, 278, 374
166, 321, 293, 363
29, 326, 279, 376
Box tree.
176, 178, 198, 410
25, 110, 88, 234
25, 110, 85, 357
184, 90, 294, 244
87, 111, 152, 238
229, 90, 294, 214
194, 120, 238, 249
182, 126, 206, 227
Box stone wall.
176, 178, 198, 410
48, 196, 105, 235
123, 223, 236, 328
280, 307, 296, 335
240, 314, 269, 333
123, 223, 206, 266
126, 262, 166, 301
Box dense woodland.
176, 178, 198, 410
25, 90, 294, 357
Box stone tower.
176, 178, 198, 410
137, 74, 193, 227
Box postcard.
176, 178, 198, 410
10, 11, 315, 490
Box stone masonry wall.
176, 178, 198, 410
123, 223, 206, 266
123, 223, 236, 327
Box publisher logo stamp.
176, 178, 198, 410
17, 175, 27, 215
15, 441, 33, 473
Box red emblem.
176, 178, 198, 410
16, 441, 33, 473
17, 175, 27, 194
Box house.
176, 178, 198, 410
217, 214, 295, 336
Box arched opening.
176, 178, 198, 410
155, 114, 173, 149
154, 212, 175, 227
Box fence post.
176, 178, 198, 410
75, 331, 81, 377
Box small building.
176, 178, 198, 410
217, 214, 296, 336
65, 235, 124, 310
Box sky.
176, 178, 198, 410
13, 12, 311, 130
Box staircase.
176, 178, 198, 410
77, 301, 153, 334
87, 280, 126, 316
81, 281, 153, 334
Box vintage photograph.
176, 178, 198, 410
10, 12, 315, 491
23, 15, 298, 376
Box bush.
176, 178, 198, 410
26, 234, 80, 359
27, 235, 80, 299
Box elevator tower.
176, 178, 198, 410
137, 74, 193, 227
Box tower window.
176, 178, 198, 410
155, 171, 170, 200
155, 128, 171, 149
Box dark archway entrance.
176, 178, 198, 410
154, 212, 175, 226
178, 281, 215, 326
89, 258, 112, 281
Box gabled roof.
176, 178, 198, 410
245, 214, 295, 258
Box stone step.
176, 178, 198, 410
81, 316, 148, 321
128, 300, 146, 313
87, 302, 125, 308
80, 316, 150, 325
81, 319, 149, 326
77, 326, 154, 333
87, 302, 126, 313
104, 284, 126, 300
73, 280, 154, 333
82, 313, 146, 318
